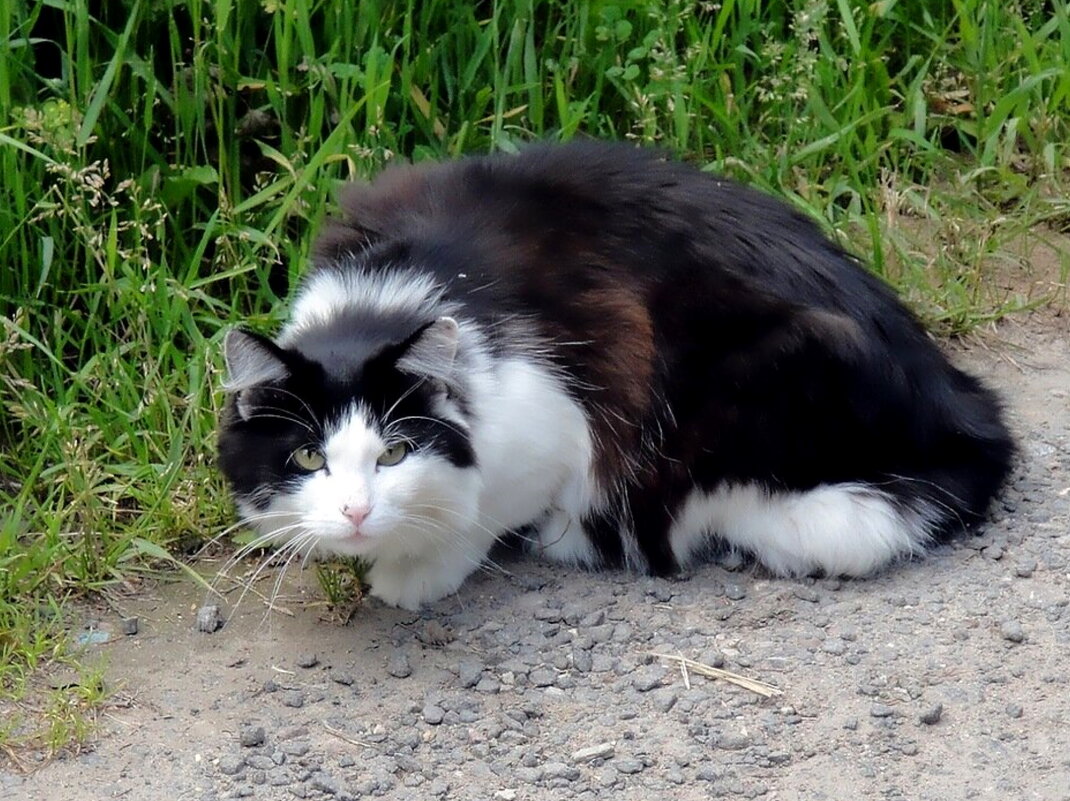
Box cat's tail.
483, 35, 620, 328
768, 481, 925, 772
678, 374, 1015, 578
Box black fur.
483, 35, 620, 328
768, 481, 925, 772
221, 140, 1014, 585
309, 141, 1014, 571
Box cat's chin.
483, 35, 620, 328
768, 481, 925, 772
312, 533, 374, 559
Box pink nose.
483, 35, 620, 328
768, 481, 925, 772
341, 503, 370, 527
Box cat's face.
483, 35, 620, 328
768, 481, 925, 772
217, 318, 480, 563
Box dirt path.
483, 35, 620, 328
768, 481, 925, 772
6, 312, 1070, 801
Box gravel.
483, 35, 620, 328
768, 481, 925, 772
18, 323, 1070, 801
239, 725, 266, 747
918, 703, 943, 725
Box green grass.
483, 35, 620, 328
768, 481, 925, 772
1, 0, 1068, 755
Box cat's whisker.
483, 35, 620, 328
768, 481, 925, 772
257, 387, 324, 435
232, 531, 313, 618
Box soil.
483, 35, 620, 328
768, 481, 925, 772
5, 309, 1069, 801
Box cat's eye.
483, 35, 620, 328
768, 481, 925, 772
377, 442, 408, 467
292, 446, 326, 472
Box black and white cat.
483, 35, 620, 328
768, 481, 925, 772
217, 141, 1014, 610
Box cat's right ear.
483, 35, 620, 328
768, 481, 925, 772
222, 329, 289, 395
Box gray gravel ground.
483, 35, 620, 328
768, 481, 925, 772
6, 315, 1070, 801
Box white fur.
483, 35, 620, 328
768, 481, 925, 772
245, 403, 486, 609
277, 265, 443, 346
243, 311, 604, 607
668, 482, 932, 577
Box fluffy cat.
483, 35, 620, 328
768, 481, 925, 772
217, 140, 1014, 610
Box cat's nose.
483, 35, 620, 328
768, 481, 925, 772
341, 503, 370, 527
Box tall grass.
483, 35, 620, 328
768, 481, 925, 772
1, 0, 1067, 752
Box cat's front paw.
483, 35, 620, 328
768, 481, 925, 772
366, 557, 471, 610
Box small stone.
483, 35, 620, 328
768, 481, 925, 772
387, 651, 413, 678
870, 703, 895, 718
1006, 703, 1024, 719
918, 703, 943, 726
843, 718, 858, 730
542, 762, 580, 781
121, 617, 139, 636
631, 667, 665, 692
281, 742, 311, 757
281, 691, 305, 708
311, 771, 342, 796
494, 791, 518, 801
793, 586, 820, 603
296, 653, 319, 669
1014, 560, 1037, 578
572, 650, 593, 673
982, 545, 1004, 561
246, 755, 275, 770
614, 758, 644, 775
457, 660, 483, 688
422, 704, 445, 725
529, 667, 556, 687
475, 676, 501, 694
725, 584, 747, 601
716, 733, 751, 750
571, 742, 616, 764
218, 755, 245, 775
239, 725, 266, 747
195, 605, 224, 633
1000, 620, 1025, 643
417, 620, 454, 646
822, 638, 847, 655
330, 671, 354, 686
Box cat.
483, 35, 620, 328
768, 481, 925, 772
217, 140, 1014, 610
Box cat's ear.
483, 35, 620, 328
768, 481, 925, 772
222, 329, 289, 393
396, 317, 460, 384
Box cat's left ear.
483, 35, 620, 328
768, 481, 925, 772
222, 329, 290, 393
397, 317, 460, 385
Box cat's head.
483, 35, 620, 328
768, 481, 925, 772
216, 313, 481, 563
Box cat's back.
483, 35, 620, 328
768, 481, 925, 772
312, 140, 866, 306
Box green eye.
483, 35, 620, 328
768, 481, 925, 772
377, 442, 408, 467
292, 446, 326, 472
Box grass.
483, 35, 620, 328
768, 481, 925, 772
0, 0, 1068, 756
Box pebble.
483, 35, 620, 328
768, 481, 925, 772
918, 703, 943, 726
218, 755, 245, 775
982, 545, 1004, 561
822, 638, 847, 655
631, 667, 665, 692
529, 667, 556, 687
281, 691, 305, 709
195, 605, 224, 633
457, 660, 484, 689
311, 771, 342, 796
246, 755, 275, 771
1000, 621, 1026, 643
387, 652, 413, 678
1015, 560, 1037, 578
717, 733, 752, 750
613, 758, 645, 775
1006, 703, 1024, 719
870, 703, 895, 718
422, 704, 445, 725
725, 584, 747, 601
571, 742, 616, 763
239, 725, 266, 747
121, 617, 139, 635
296, 653, 319, 669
